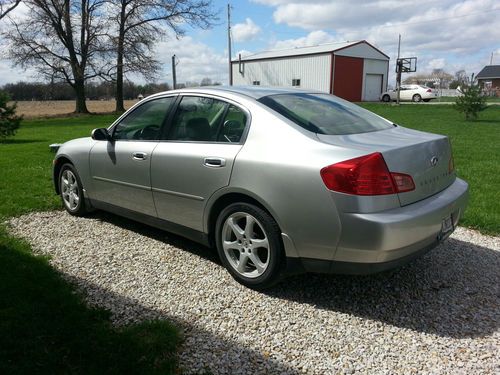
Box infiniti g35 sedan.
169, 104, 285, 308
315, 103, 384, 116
53, 86, 468, 289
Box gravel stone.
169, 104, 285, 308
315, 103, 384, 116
6, 211, 500, 374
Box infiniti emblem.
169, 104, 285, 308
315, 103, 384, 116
430, 156, 439, 167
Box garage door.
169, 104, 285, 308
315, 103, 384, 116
333, 56, 363, 102
364, 74, 383, 101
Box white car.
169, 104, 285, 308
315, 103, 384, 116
380, 85, 438, 103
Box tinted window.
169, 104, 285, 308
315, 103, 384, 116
113, 97, 174, 140
217, 105, 248, 143
167, 96, 227, 142
259, 93, 393, 135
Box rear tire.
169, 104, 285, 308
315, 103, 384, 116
412, 94, 422, 102
215, 203, 284, 290
59, 163, 88, 216
382, 94, 390, 102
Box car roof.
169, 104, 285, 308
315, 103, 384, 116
149, 85, 324, 100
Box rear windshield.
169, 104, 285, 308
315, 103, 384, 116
258, 93, 393, 135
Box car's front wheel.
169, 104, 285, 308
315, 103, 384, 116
382, 94, 391, 102
215, 203, 284, 289
59, 163, 88, 216
412, 94, 422, 102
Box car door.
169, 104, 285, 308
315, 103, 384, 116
89, 96, 176, 216
151, 95, 249, 231
399, 85, 411, 101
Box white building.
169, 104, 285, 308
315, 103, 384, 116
231, 40, 389, 102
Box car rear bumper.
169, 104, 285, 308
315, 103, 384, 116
286, 177, 468, 275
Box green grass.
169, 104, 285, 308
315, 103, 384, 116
0, 114, 180, 374
361, 103, 500, 234
437, 96, 500, 102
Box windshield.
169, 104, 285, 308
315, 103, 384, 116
258, 93, 393, 135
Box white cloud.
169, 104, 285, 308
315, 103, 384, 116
155, 35, 228, 85
427, 58, 446, 71
253, 0, 500, 59
271, 30, 342, 49
232, 18, 261, 42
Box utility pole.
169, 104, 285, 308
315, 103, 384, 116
228, 3, 233, 86
172, 55, 177, 90
396, 34, 401, 105
490, 52, 494, 65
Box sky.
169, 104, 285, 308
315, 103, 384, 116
1, 0, 499, 88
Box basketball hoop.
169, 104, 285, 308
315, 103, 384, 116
396, 57, 417, 73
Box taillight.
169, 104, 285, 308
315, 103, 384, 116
391, 173, 415, 193
426, 89, 432, 92
320, 152, 415, 195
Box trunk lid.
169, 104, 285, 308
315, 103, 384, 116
317, 126, 455, 206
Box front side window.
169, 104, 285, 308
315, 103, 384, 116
113, 97, 174, 141
259, 93, 393, 135
167, 96, 227, 142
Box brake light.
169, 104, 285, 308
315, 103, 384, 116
426, 89, 432, 92
320, 152, 415, 195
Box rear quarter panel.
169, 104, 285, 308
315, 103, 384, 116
224, 102, 353, 261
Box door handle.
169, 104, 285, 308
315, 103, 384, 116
204, 157, 226, 168
132, 152, 148, 160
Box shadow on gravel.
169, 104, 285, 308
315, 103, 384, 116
90, 211, 220, 265
90, 211, 499, 340
266, 238, 500, 339
62, 271, 298, 375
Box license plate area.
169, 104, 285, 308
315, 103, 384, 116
438, 214, 454, 241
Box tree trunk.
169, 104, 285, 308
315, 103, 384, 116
115, 55, 125, 113
74, 79, 89, 113
115, 5, 126, 113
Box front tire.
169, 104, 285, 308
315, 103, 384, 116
215, 203, 284, 289
59, 163, 88, 216
382, 94, 390, 102
412, 94, 422, 102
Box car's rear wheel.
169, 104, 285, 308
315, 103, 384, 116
215, 203, 284, 289
412, 94, 422, 102
59, 163, 88, 216
382, 94, 390, 102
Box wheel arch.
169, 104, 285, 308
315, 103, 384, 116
53, 155, 74, 194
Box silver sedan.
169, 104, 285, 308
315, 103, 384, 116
53, 86, 468, 289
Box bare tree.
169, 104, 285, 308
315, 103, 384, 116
5, 0, 108, 113
106, 0, 217, 112
0, 0, 21, 20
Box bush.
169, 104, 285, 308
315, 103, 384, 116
454, 79, 487, 121
0, 91, 22, 140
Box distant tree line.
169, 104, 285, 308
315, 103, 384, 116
0, 0, 217, 113
1, 78, 221, 101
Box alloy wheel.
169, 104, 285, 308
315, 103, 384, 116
61, 169, 80, 211
221, 212, 270, 278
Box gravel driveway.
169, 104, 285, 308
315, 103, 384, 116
7, 211, 500, 374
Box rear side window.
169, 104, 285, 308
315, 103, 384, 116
258, 93, 393, 135
217, 105, 247, 143
167, 96, 226, 142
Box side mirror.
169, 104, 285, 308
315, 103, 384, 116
91, 128, 111, 141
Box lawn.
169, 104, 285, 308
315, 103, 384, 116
0, 114, 180, 374
361, 103, 500, 234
